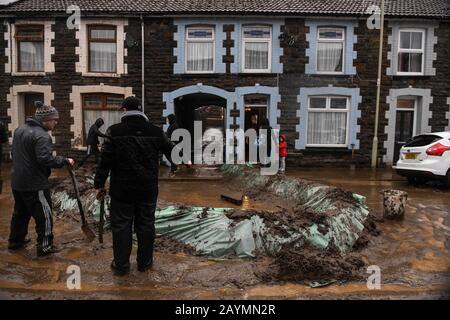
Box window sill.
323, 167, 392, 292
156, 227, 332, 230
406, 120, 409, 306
306, 73, 353, 77
302, 147, 352, 154
12, 72, 47, 76
237, 72, 279, 77
72, 146, 88, 151
82, 72, 122, 78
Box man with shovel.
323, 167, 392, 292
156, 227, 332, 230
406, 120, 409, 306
8, 101, 75, 257
95, 96, 177, 276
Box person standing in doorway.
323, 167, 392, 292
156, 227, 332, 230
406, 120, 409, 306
8, 101, 75, 256
78, 118, 108, 168
95, 96, 177, 276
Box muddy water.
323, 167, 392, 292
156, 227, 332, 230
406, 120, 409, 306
0, 165, 449, 299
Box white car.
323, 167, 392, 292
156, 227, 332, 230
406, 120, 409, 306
396, 132, 450, 184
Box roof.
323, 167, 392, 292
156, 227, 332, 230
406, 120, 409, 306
1, 0, 449, 18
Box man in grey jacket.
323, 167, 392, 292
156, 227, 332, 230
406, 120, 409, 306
8, 101, 75, 257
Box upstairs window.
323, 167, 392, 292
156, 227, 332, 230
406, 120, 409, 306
88, 26, 117, 73
16, 25, 44, 72
186, 27, 214, 73
317, 28, 345, 73
307, 96, 349, 147
397, 29, 424, 74
242, 26, 271, 72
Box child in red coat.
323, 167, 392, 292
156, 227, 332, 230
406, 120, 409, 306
279, 134, 287, 173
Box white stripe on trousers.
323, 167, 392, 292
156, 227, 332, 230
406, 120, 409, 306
38, 190, 52, 252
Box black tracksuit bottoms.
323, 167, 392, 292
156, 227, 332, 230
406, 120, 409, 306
110, 196, 157, 271
9, 189, 54, 252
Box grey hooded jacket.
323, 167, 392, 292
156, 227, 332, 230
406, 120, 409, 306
11, 118, 68, 191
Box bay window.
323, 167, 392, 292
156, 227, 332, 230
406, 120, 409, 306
397, 29, 425, 74
242, 26, 271, 72
307, 96, 349, 147
317, 28, 344, 73
88, 26, 117, 73
186, 27, 214, 73
16, 25, 44, 72
82, 93, 123, 144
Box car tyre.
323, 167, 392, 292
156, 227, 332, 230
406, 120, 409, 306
407, 177, 416, 184
446, 170, 450, 187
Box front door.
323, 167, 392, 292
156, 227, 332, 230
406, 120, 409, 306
24, 93, 44, 121
394, 98, 416, 163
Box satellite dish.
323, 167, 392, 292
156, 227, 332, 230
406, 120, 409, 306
125, 33, 138, 48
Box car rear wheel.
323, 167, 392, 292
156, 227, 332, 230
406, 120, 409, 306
407, 177, 416, 184
446, 170, 450, 187
407, 176, 427, 184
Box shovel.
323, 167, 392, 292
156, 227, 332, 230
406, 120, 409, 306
98, 196, 105, 244
67, 165, 96, 241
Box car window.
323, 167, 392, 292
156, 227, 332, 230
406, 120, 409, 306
404, 135, 441, 147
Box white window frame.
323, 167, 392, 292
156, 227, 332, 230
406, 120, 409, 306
87, 25, 118, 74
10, 20, 55, 76
316, 27, 345, 75
185, 26, 215, 74
396, 97, 418, 139
397, 29, 425, 76
75, 19, 127, 77
242, 25, 272, 73
306, 95, 350, 147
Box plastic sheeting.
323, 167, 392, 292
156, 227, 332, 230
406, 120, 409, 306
52, 165, 370, 258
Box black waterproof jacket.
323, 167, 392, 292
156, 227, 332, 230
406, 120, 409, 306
94, 115, 175, 203
11, 118, 68, 191
86, 118, 108, 148
0, 120, 7, 163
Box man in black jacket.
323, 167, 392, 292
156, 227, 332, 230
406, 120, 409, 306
94, 96, 176, 276
8, 101, 75, 256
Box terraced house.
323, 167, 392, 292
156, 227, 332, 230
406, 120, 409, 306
0, 0, 449, 166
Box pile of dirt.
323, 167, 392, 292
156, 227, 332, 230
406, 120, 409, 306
259, 243, 365, 283
50, 166, 96, 198
225, 202, 337, 237
352, 214, 383, 251
154, 234, 198, 255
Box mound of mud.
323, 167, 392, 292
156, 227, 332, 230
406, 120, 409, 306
154, 235, 198, 255
50, 166, 96, 199
259, 243, 365, 283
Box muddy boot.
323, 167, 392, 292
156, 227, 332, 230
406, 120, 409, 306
137, 261, 153, 273
37, 245, 61, 257
8, 238, 31, 251
111, 261, 130, 276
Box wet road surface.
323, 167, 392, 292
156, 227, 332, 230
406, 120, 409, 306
0, 165, 449, 299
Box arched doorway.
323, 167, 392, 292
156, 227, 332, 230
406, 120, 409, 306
174, 93, 227, 163
175, 93, 227, 139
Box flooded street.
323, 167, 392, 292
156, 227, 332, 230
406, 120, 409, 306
0, 165, 449, 299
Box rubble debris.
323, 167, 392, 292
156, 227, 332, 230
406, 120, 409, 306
220, 193, 243, 206
154, 234, 198, 255
258, 243, 365, 284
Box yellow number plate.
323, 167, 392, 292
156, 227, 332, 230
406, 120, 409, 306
405, 153, 418, 160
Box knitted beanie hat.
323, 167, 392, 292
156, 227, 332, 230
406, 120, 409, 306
34, 101, 59, 121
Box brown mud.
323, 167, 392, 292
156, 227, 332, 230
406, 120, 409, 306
154, 235, 198, 255
260, 244, 365, 284
1, 165, 449, 299
51, 165, 380, 284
